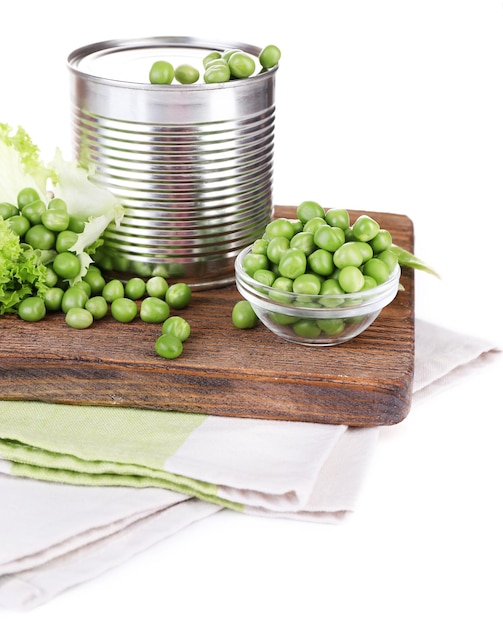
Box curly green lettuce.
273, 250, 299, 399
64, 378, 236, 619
0, 218, 49, 314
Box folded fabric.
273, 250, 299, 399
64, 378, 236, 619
0, 319, 499, 610
0, 404, 379, 522
0, 475, 219, 610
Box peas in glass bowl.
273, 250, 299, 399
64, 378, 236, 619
234, 244, 401, 347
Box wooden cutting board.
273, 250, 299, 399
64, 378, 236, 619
0, 206, 415, 426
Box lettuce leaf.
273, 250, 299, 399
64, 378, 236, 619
0, 124, 125, 287
0, 218, 49, 314
48, 149, 124, 283
0, 123, 54, 205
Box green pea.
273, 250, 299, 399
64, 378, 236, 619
344, 226, 356, 241
320, 278, 344, 296
222, 48, 241, 62
259, 44, 281, 69
52, 251, 81, 279
293, 319, 322, 339
228, 52, 256, 78
232, 300, 258, 329
85, 296, 108, 320
253, 269, 276, 287
377, 249, 399, 272
308, 248, 335, 276
269, 311, 300, 325
175, 64, 200, 84
251, 238, 269, 255
204, 58, 229, 70
47, 197, 67, 212
290, 231, 316, 256
44, 287, 65, 312
155, 334, 183, 360
319, 278, 345, 307
165, 283, 192, 309
303, 217, 327, 235
73, 280, 92, 298
61, 286, 88, 313
65, 307, 94, 329
313, 225, 345, 252
292, 273, 322, 295
17, 187, 40, 209
68, 215, 87, 233
44, 265, 59, 288
0, 202, 18, 219
102, 279, 125, 303
21, 199, 46, 225
271, 276, 294, 304
333, 242, 364, 269
111, 297, 138, 323
203, 51, 222, 67
278, 248, 307, 279
266, 236, 290, 264
352, 215, 380, 242
369, 229, 393, 253
272, 276, 294, 292
6, 214, 30, 237
151, 264, 170, 278
24, 224, 56, 250
242, 252, 269, 277
83, 268, 106, 295
17, 296, 46, 322
41, 207, 70, 232
290, 220, 304, 235
149, 60, 175, 84
125, 277, 146, 300
361, 275, 378, 291
338, 265, 365, 293
317, 318, 345, 336
353, 241, 374, 263
270, 293, 294, 306
296, 200, 325, 223
363, 257, 390, 285
140, 297, 170, 323
146, 276, 169, 298
204, 64, 231, 83
265, 217, 296, 240
56, 230, 79, 253
162, 316, 191, 342
325, 208, 350, 230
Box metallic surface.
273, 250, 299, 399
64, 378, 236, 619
67, 37, 277, 287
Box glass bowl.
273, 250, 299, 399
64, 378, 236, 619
234, 245, 401, 346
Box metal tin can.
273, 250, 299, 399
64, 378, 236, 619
67, 36, 277, 288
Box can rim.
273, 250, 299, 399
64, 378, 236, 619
67, 35, 278, 91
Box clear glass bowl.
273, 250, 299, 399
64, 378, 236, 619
235, 245, 401, 346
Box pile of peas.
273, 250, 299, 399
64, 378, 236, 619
2, 187, 192, 360
149, 44, 281, 85
232, 200, 402, 335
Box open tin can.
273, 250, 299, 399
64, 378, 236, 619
67, 36, 277, 289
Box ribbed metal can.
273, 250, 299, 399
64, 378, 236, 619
67, 36, 277, 288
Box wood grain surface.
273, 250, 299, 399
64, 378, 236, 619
0, 206, 415, 426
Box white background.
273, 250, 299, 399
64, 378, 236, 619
1, 1, 502, 624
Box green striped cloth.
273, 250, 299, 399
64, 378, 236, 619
0, 400, 376, 521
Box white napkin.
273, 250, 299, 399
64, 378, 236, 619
0, 319, 499, 611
